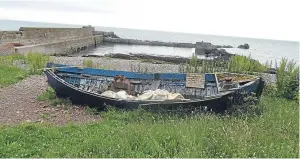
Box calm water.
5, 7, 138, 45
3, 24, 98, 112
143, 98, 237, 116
85, 27, 299, 66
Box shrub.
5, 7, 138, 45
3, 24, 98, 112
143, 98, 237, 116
27, 52, 50, 75
275, 58, 299, 100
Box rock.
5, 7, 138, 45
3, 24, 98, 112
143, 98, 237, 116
238, 43, 250, 49
195, 42, 233, 59
215, 45, 233, 48
195, 42, 218, 55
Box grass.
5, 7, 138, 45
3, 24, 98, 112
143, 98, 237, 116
36, 87, 71, 107
0, 53, 50, 88
0, 65, 28, 88
0, 96, 298, 158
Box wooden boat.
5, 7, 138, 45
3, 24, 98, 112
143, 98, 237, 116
44, 63, 265, 112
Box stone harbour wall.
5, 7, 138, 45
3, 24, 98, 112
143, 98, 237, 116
1, 27, 93, 40
0, 26, 105, 55
19, 27, 94, 39
14, 35, 103, 55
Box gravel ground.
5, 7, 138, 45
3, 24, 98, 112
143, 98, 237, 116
0, 43, 15, 56
0, 75, 100, 126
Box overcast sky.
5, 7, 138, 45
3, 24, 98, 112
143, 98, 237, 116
0, 0, 299, 41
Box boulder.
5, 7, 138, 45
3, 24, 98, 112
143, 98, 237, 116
195, 42, 217, 55
238, 43, 250, 49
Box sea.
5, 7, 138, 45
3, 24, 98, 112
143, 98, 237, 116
1, 20, 299, 66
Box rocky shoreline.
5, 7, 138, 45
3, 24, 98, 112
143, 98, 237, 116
103, 37, 196, 48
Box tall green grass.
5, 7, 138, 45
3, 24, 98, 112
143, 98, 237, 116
183, 53, 227, 73
273, 58, 299, 100
0, 96, 298, 158
0, 53, 50, 75
27, 53, 50, 74
227, 55, 268, 73
82, 58, 110, 70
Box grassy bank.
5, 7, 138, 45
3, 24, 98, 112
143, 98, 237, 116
0, 53, 50, 87
0, 96, 298, 158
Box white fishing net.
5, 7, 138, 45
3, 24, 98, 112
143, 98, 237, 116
101, 89, 185, 101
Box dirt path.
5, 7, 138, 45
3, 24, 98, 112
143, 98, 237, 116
0, 75, 100, 125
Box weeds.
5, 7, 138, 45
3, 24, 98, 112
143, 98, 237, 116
36, 87, 71, 107
27, 53, 50, 75
36, 87, 56, 101
226, 92, 263, 117
275, 58, 299, 100
83, 59, 94, 68
0, 52, 50, 75
182, 53, 228, 73
227, 55, 268, 74
85, 107, 100, 115
82, 58, 110, 70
